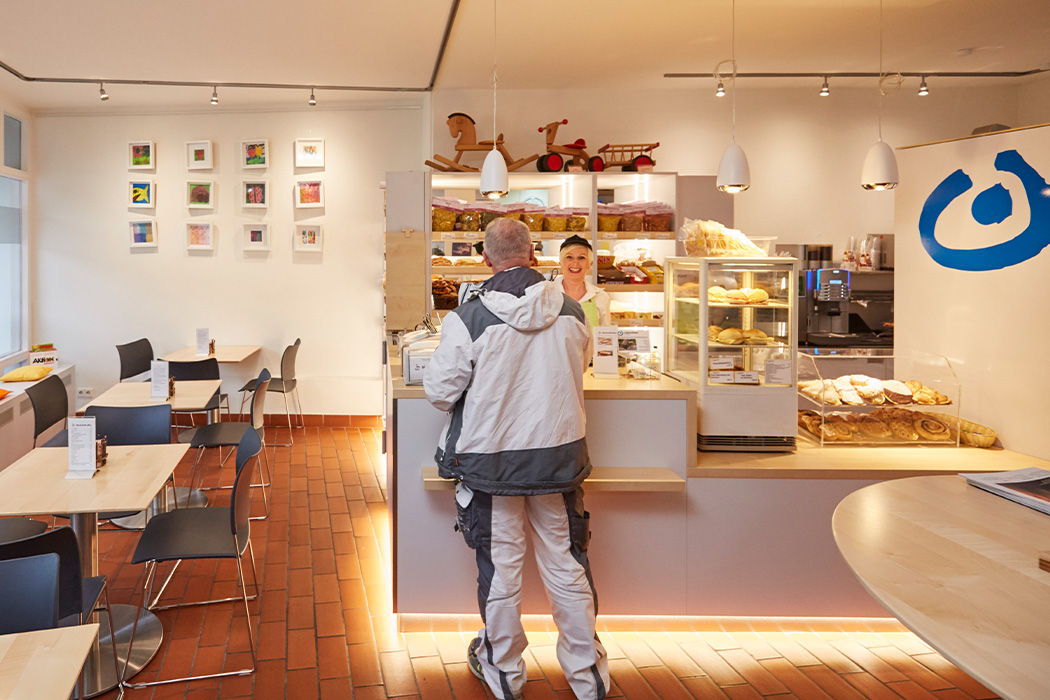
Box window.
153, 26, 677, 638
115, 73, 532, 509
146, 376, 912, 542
3, 115, 23, 171
0, 176, 24, 358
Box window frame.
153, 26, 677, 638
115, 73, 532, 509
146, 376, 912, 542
0, 101, 30, 368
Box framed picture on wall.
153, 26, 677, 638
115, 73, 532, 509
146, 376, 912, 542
128, 141, 155, 169
129, 220, 157, 248
186, 222, 214, 250
294, 224, 323, 252
186, 140, 213, 169
186, 181, 214, 208
294, 179, 324, 208
243, 180, 268, 208
129, 180, 155, 208
242, 139, 268, 169
243, 223, 270, 251
294, 138, 325, 168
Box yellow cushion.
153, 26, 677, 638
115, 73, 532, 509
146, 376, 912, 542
0, 365, 53, 382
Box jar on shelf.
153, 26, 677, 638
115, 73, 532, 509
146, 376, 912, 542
543, 208, 570, 232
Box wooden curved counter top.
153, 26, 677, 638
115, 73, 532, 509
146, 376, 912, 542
833, 475, 1050, 699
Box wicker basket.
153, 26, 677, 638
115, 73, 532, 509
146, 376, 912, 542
937, 414, 998, 448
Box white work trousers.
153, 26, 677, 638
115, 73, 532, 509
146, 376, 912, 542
456, 486, 609, 700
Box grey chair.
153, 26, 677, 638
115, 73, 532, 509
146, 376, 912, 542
0, 518, 48, 544
0, 527, 121, 691
168, 358, 230, 425
116, 338, 154, 381
122, 427, 263, 689
24, 374, 69, 447
180, 369, 272, 518
0, 553, 59, 635
238, 338, 302, 445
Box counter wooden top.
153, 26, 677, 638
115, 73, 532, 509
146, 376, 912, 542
160, 345, 260, 363
833, 475, 1050, 699
0, 624, 100, 700
689, 442, 1046, 480
391, 369, 695, 401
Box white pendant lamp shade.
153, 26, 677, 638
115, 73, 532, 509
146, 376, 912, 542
716, 143, 750, 193
860, 140, 899, 190
480, 149, 509, 200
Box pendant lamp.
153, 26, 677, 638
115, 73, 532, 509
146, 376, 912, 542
716, 0, 749, 193
861, 0, 898, 190
480, 0, 508, 200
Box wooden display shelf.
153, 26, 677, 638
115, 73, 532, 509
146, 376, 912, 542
433, 231, 591, 241
600, 284, 664, 292
613, 318, 664, 327
433, 265, 560, 276
708, 301, 791, 309
422, 465, 685, 493
596, 231, 675, 240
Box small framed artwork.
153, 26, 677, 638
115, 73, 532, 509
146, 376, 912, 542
242, 139, 268, 169
129, 220, 157, 248
186, 140, 213, 169
129, 180, 155, 208
243, 180, 268, 208
128, 141, 155, 169
294, 138, 325, 168
294, 224, 324, 252
186, 181, 214, 208
294, 180, 324, 208
186, 222, 215, 250
243, 223, 270, 251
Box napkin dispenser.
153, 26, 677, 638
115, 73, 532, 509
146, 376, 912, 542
404, 344, 439, 385
399, 331, 440, 369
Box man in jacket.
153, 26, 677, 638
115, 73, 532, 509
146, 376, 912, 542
424, 217, 608, 700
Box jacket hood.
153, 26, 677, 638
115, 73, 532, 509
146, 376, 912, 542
479, 267, 563, 332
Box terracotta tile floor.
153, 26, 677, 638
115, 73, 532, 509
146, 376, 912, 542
75, 427, 999, 699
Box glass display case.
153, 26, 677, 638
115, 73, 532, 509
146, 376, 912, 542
796, 349, 961, 446
665, 257, 798, 451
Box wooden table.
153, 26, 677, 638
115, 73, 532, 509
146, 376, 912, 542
0, 624, 99, 700
160, 345, 260, 363
833, 475, 1050, 699
82, 379, 222, 413
0, 444, 189, 696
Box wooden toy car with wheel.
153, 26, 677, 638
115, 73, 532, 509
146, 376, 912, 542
536, 119, 605, 172
596, 142, 660, 171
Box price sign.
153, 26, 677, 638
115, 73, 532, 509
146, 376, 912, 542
601, 232, 618, 240
709, 357, 735, 370
709, 371, 735, 384
464, 231, 479, 239
656, 232, 673, 239
441, 232, 455, 240
765, 360, 792, 386
735, 371, 760, 384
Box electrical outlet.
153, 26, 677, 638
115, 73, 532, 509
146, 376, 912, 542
77, 387, 94, 398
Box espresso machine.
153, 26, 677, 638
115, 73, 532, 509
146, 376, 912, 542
803, 268, 894, 347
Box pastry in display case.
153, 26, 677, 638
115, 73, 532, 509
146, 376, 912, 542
796, 349, 961, 446
665, 257, 799, 451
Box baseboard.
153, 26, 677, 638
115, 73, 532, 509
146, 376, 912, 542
172, 413, 383, 428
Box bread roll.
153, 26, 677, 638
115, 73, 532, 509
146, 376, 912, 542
882, 379, 913, 404
708, 286, 727, 302
432, 256, 452, 266
745, 288, 769, 303
708, 325, 723, 341
833, 377, 864, 405
716, 327, 744, 345
725, 289, 748, 304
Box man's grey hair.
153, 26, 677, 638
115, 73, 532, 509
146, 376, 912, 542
484, 217, 532, 267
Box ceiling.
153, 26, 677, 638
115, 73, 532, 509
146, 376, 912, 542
2, 0, 1048, 112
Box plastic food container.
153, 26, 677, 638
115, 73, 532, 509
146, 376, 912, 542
543, 208, 569, 232
522, 206, 545, 232
621, 208, 644, 232
461, 207, 482, 232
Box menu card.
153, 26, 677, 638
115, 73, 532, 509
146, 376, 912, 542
66, 417, 96, 479
196, 328, 210, 356
593, 327, 619, 376
151, 361, 169, 399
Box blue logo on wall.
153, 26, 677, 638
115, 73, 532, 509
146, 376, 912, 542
918, 149, 1050, 271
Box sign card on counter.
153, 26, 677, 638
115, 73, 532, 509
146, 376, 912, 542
150, 361, 169, 399
709, 356, 735, 371
195, 328, 209, 356
593, 327, 619, 376
617, 328, 651, 354
765, 360, 792, 386
709, 370, 735, 384
67, 417, 96, 478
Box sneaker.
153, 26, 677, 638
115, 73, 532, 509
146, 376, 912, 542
467, 637, 484, 680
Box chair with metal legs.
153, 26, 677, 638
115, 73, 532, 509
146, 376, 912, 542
180, 369, 272, 519
0, 528, 122, 693
116, 338, 154, 382
0, 553, 59, 635
24, 374, 70, 447
0, 518, 48, 544
121, 427, 263, 689
238, 338, 302, 446
168, 358, 230, 427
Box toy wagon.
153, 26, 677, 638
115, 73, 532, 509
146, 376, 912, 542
595, 142, 660, 171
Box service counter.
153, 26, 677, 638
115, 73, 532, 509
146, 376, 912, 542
386, 361, 1043, 620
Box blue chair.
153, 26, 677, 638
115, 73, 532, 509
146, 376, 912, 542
24, 374, 69, 448
116, 338, 154, 382
0, 553, 59, 635
238, 338, 302, 445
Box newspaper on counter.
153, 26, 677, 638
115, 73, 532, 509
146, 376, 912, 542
964, 468, 1050, 516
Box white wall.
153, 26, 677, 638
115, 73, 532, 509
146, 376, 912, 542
1018, 73, 1050, 128
431, 84, 1019, 255
895, 125, 1050, 460
32, 100, 425, 415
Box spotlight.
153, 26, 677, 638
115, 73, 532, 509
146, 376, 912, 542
98, 82, 109, 101
819, 77, 829, 97
210, 87, 219, 105
715, 81, 725, 97
918, 77, 929, 96
309, 88, 317, 107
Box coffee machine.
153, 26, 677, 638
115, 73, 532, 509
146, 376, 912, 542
803, 268, 894, 347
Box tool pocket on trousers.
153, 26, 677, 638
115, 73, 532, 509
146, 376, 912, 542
568, 508, 591, 552
454, 484, 481, 549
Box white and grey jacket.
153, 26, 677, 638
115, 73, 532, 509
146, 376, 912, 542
424, 266, 592, 496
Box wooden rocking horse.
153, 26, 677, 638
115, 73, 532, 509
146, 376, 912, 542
425, 113, 538, 173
